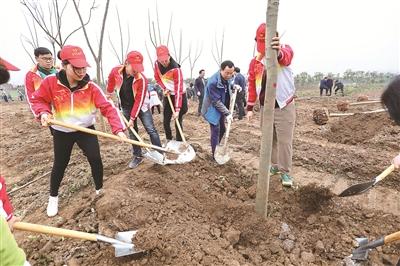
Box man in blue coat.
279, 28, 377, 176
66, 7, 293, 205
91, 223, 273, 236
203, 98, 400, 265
201, 60, 235, 159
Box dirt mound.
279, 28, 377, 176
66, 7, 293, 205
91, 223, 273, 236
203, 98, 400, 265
312, 109, 329, 125
336, 100, 350, 112
357, 95, 369, 102
297, 184, 334, 213
327, 112, 396, 145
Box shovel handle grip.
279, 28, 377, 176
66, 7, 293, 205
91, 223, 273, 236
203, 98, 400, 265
13, 222, 97, 242
375, 164, 395, 182
384, 231, 400, 244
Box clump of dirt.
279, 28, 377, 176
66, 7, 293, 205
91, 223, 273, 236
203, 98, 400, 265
336, 100, 349, 112
327, 112, 395, 145
357, 95, 369, 102
312, 109, 329, 125
296, 184, 334, 213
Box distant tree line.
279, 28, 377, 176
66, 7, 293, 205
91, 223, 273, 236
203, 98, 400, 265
294, 69, 396, 86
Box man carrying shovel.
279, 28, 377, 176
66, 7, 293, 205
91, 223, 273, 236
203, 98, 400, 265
246, 23, 296, 187
201, 60, 235, 160
107, 51, 163, 168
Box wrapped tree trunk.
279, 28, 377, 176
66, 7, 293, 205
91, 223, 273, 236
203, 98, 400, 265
255, 0, 280, 218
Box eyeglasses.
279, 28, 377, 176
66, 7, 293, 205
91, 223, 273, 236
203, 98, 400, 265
39, 57, 53, 62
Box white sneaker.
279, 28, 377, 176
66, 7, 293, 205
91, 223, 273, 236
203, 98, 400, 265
47, 196, 58, 217
95, 189, 102, 195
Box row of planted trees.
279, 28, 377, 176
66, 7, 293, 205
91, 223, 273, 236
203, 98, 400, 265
294, 69, 396, 86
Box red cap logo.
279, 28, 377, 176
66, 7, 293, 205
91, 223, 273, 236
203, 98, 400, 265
126, 51, 144, 72
60, 45, 90, 68
156, 45, 170, 61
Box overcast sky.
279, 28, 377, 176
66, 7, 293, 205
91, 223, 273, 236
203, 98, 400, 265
1, 0, 399, 85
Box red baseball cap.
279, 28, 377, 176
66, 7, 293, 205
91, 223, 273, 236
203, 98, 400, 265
126, 51, 144, 72
256, 23, 266, 42
156, 45, 170, 61
60, 45, 90, 68
0, 57, 20, 71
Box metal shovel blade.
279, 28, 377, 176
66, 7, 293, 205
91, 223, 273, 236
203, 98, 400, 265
351, 237, 370, 261
113, 230, 140, 257
163, 140, 195, 164
143, 150, 166, 165
338, 181, 375, 197
214, 145, 231, 165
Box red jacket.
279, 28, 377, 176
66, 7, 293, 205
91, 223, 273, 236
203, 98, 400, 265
0, 176, 13, 221
25, 66, 46, 114
31, 75, 126, 134
130, 73, 150, 120
153, 61, 184, 112
247, 44, 295, 110
106, 65, 124, 94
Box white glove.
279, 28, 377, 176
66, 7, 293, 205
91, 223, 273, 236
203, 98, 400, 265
197, 91, 201, 96
233, 84, 242, 92
226, 114, 233, 123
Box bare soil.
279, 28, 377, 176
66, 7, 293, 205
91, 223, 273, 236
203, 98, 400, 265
1, 93, 399, 266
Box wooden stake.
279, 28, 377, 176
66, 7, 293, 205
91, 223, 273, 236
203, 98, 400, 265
255, 0, 280, 218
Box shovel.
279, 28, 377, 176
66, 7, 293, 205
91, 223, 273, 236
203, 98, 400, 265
13, 222, 140, 257
351, 230, 400, 261
164, 94, 196, 163
47, 119, 174, 155
120, 113, 165, 165
214, 87, 238, 165
338, 164, 395, 197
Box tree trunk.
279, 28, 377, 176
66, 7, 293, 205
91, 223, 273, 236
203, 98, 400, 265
255, 0, 280, 218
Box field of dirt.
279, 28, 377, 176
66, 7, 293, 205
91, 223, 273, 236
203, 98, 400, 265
1, 92, 399, 266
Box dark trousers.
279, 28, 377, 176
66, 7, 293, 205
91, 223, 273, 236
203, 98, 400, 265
122, 108, 162, 157
197, 94, 204, 115
163, 94, 188, 141
320, 87, 327, 96
151, 105, 161, 114
50, 127, 103, 196
334, 87, 344, 96
235, 91, 246, 119
210, 115, 226, 156
327, 86, 332, 96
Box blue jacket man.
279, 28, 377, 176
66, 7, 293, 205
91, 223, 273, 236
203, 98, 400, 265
201, 60, 235, 158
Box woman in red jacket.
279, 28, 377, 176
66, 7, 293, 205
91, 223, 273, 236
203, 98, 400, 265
31, 45, 126, 217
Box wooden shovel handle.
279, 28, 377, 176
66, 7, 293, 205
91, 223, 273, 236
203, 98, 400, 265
166, 94, 186, 143
375, 164, 395, 182
48, 119, 166, 152
349, 100, 380, 106
222, 88, 238, 148
13, 222, 97, 242
120, 113, 144, 143
384, 231, 400, 244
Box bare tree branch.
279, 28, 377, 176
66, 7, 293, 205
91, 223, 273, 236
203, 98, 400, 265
166, 14, 172, 46
188, 41, 203, 79
144, 41, 154, 66
108, 34, 122, 64
147, 9, 156, 48
155, 0, 162, 44
20, 35, 36, 64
